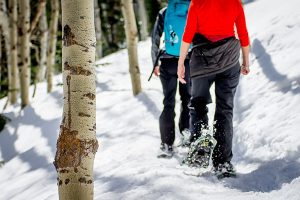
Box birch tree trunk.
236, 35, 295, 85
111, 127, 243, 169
0, 0, 12, 103
19, 0, 30, 108
137, 0, 148, 41
121, 0, 142, 96
36, 6, 48, 82
94, 0, 102, 59
0, 32, 1, 92
47, 0, 59, 93
54, 0, 99, 199
8, 0, 19, 104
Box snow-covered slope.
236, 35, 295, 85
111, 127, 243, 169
1, 0, 300, 199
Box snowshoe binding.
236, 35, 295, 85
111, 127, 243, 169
183, 132, 217, 168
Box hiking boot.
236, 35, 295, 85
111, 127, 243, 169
157, 143, 174, 158
212, 162, 237, 179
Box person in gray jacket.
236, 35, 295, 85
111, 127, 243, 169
151, 6, 191, 158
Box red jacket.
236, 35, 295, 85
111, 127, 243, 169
183, 0, 250, 46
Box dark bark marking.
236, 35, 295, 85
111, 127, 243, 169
135, 65, 140, 73
64, 62, 92, 76
54, 126, 99, 169
79, 177, 86, 183
65, 179, 70, 185
78, 112, 91, 117
91, 42, 96, 47
87, 180, 93, 184
60, 169, 69, 173
62, 25, 89, 52
63, 25, 76, 46
66, 75, 72, 128
58, 180, 63, 186
83, 93, 95, 100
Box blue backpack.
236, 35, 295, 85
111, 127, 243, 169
164, 0, 190, 57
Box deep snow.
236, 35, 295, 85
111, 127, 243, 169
1, 0, 300, 199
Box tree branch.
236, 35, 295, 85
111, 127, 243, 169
29, 0, 46, 35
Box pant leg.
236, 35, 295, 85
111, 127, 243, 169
159, 58, 178, 146
189, 74, 214, 142
178, 59, 191, 133
212, 63, 241, 166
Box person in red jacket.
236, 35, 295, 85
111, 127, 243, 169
177, 0, 250, 177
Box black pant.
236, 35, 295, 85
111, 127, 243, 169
189, 63, 240, 166
159, 58, 191, 146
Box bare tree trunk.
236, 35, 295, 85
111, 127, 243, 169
0, 0, 11, 103
8, 0, 19, 104
47, 0, 59, 93
36, 6, 48, 82
19, 0, 30, 108
94, 0, 102, 59
0, 31, 2, 92
137, 0, 148, 41
54, 0, 99, 199
121, 0, 142, 96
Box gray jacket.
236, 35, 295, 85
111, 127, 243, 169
151, 7, 173, 66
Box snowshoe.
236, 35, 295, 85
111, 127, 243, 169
182, 133, 216, 168
157, 143, 174, 158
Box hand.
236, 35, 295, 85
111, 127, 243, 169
153, 66, 160, 76
241, 63, 250, 75
177, 61, 186, 84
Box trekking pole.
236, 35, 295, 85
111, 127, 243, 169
148, 49, 164, 81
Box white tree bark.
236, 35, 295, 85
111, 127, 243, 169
8, 0, 19, 104
54, 0, 99, 199
94, 0, 102, 59
121, 0, 142, 96
0, 0, 11, 102
137, 0, 149, 41
0, 32, 1, 92
36, 5, 48, 82
19, 0, 30, 108
47, 0, 59, 93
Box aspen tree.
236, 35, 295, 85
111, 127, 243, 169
94, 0, 102, 59
19, 0, 30, 108
36, 6, 48, 82
8, 0, 19, 104
137, 0, 149, 41
47, 0, 59, 93
121, 0, 142, 96
54, 0, 99, 199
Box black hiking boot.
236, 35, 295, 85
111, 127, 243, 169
212, 162, 237, 179
157, 143, 174, 158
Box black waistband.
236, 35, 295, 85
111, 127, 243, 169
192, 33, 235, 49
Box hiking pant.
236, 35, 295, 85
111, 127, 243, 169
159, 57, 191, 146
189, 63, 240, 166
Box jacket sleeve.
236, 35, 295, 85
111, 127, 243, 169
182, 2, 197, 44
151, 8, 166, 65
235, 2, 250, 46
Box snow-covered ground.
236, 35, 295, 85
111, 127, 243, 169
1, 0, 300, 199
